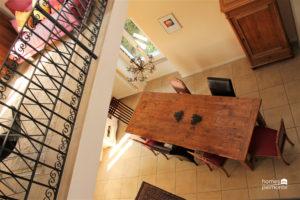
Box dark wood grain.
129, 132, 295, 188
126, 92, 261, 161
220, 0, 293, 68
0, 12, 17, 77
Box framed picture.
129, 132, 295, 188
158, 13, 182, 34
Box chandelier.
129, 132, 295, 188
127, 55, 155, 82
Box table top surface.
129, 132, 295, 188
126, 92, 261, 161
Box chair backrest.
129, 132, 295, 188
170, 78, 191, 94
276, 119, 287, 154
189, 150, 213, 166
132, 138, 171, 154
207, 77, 235, 97
0, 107, 22, 162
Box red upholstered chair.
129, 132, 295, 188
170, 78, 191, 94
189, 150, 229, 177
249, 119, 294, 165
132, 138, 171, 160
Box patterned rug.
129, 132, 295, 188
135, 182, 185, 200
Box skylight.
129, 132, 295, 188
120, 19, 160, 59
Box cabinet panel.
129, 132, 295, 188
221, 0, 293, 68
233, 2, 287, 56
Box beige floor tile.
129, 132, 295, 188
105, 179, 122, 199
284, 128, 300, 155
139, 155, 157, 176
188, 73, 210, 95
238, 91, 260, 98
156, 172, 176, 193
159, 84, 177, 93
285, 79, 300, 104
120, 142, 141, 160
279, 183, 300, 199
108, 160, 125, 180
246, 159, 276, 188
182, 74, 200, 94
260, 85, 288, 110
197, 86, 211, 95
161, 72, 181, 88
157, 154, 176, 174
221, 189, 249, 200
263, 105, 295, 129
120, 177, 139, 199
140, 145, 157, 157
138, 175, 156, 187
279, 57, 300, 83
180, 193, 197, 200
197, 165, 221, 192
248, 187, 279, 199
144, 78, 162, 92
175, 169, 197, 195
175, 159, 197, 172
255, 66, 282, 90
291, 103, 300, 127
94, 180, 107, 199
197, 191, 221, 200
232, 58, 253, 78
233, 73, 258, 96
274, 154, 300, 184
97, 162, 110, 181
221, 160, 247, 190
204, 63, 233, 79
121, 157, 140, 178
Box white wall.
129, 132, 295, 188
67, 0, 128, 199
291, 0, 300, 45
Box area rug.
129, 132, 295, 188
135, 182, 185, 200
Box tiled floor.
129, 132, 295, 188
95, 51, 300, 200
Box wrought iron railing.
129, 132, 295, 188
0, 0, 107, 199
109, 97, 134, 124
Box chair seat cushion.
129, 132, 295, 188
249, 126, 278, 157
203, 152, 227, 166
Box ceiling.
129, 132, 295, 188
128, 0, 246, 77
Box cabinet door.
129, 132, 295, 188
229, 0, 292, 67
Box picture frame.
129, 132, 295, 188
158, 13, 182, 34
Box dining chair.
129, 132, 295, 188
170, 145, 198, 166
207, 77, 236, 97
132, 138, 171, 160
249, 119, 294, 166
0, 107, 21, 162
132, 138, 198, 165
189, 150, 229, 177
170, 78, 191, 94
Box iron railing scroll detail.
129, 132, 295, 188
0, 0, 107, 199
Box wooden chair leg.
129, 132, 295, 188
150, 149, 158, 156
193, 160, 198, 166
205, 163, 213, 171
220, 166, 230, 177
161, 153, 169, 160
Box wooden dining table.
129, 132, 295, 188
126, 92, 265, 170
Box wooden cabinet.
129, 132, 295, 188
220, 0, 295, 68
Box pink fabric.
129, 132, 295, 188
49, 0, 64, 12
5, 0, 32, 15
10, 19, 18, 32
71, 0, 91, 17
9, 5, 79, 63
